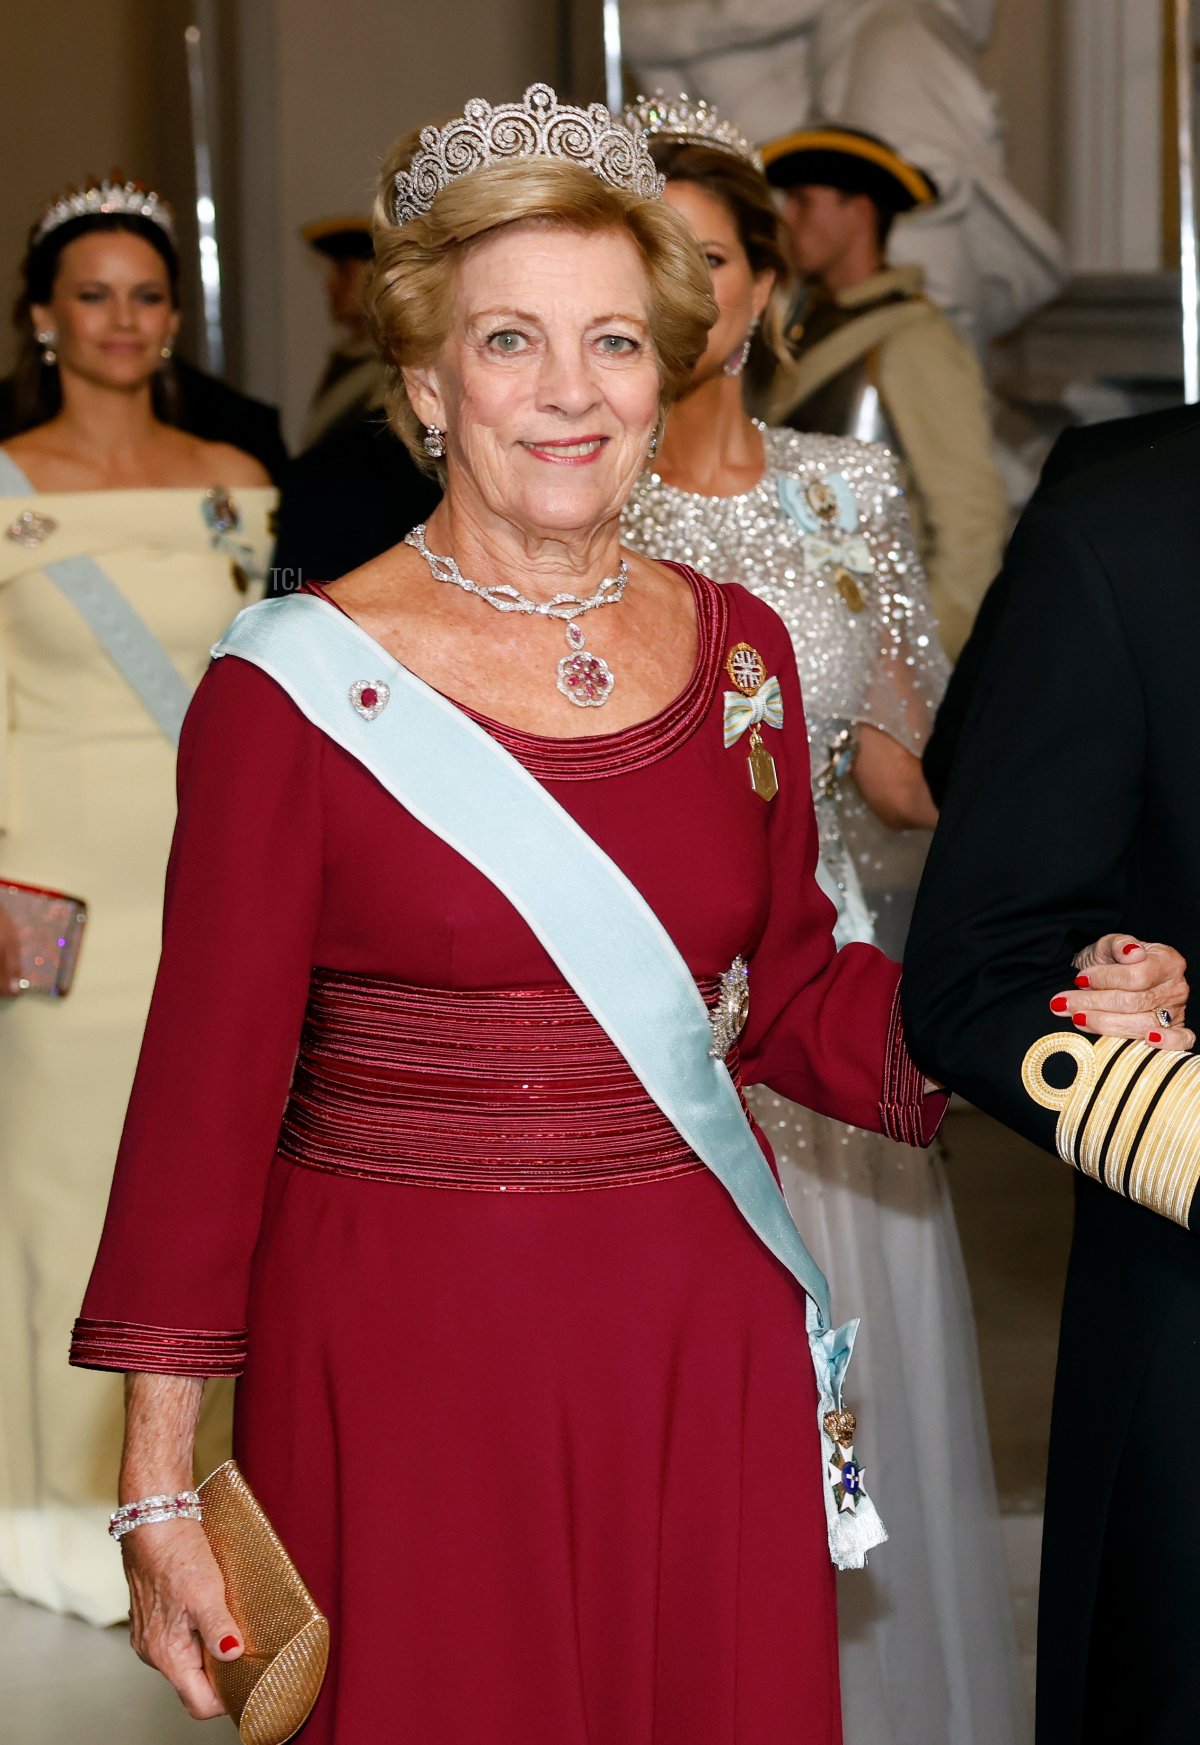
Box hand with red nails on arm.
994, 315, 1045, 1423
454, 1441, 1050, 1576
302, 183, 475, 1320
1050, 934, 1192, 1051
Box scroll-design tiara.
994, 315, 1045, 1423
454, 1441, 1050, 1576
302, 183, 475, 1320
626, 92, 764, 172
391, 83, 665, 227
33, 177, 175, 249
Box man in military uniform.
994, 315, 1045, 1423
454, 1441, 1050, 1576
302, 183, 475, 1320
298, 215, 388, 454
762, 125, 1007, 660
269, 216, 439, 593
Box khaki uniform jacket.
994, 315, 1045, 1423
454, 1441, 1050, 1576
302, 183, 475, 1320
301, 338, 388, 454
769, 265, 1008, 661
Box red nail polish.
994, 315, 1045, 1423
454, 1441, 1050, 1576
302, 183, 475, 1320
1149, 1032, 1163, 1045
219, 1636, 239, 1654
1073, 1013, 1087, 1026
1122, 943, 1140, 956
1050, 997, 1069, 1013
1075, 975, 1090, 988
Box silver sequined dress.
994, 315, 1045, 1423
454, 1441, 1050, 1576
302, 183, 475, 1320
625, 428, 1028, 1745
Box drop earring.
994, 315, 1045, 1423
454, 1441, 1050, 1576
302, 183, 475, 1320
36, 329, 58, 366
160, 343, 174, 362
723, 316, 759, 378
423, 425, 446, 459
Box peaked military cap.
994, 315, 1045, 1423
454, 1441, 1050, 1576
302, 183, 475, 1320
300, 215, 374, 262
760, 125, 938, 213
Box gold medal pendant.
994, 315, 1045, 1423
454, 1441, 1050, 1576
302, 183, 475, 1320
724, 643, 781, 803
725, 645, 781, 799
747, 726, 779, 802
834, 564, 867, 613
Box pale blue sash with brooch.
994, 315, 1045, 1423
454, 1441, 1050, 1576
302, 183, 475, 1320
0, 450, 192, 743
213, 592, 887, 1569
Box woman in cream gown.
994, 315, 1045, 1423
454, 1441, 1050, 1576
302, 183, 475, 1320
0, 182, 275, 1624
623, 110, 1029, 1745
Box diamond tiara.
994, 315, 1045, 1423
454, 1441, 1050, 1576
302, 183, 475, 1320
32, 177, 176, 249
626, 92, 763, 172
391, 83, 664, 227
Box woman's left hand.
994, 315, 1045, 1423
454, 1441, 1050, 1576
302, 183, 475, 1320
852, 726, 938, 832
1051, 935, 1194, 1050
0, 904, 25, 998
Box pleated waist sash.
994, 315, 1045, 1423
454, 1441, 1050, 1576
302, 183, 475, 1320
279, 968, 745, 1192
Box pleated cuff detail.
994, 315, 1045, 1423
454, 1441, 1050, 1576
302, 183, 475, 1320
69, 1316, 247, 1376
880, 982, 947, 1147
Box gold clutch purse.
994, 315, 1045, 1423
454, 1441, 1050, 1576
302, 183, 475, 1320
1023, 1031, 1200, 1230
198, 1461, 329, 1745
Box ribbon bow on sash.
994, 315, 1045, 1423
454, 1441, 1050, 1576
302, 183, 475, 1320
723, 675, 784, 749
802, 530, 874, 575
777, 472, 875, 580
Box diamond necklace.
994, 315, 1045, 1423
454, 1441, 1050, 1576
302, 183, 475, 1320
404, 522, 628, 708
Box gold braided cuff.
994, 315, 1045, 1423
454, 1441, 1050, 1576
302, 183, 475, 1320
1022, 1032, 1200, 1228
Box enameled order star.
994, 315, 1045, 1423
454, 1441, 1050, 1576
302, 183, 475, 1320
828, 1442, 865, 1515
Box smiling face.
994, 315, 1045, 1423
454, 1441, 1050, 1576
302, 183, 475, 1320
31, 228, 180, 392
663, 179, 773, 386
403, 223, 662, 541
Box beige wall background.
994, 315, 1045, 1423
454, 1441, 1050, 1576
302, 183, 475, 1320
0, 2, 159, 376
980, 0, 1065, 228
249, 0, 568, 439
0, 1, 1068, 437
0, 0, 573, 423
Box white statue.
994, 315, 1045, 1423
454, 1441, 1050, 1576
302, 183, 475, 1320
623, 0, 1065, 350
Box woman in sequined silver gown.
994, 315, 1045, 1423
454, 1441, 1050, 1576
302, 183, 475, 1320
622, 116, 1029, 1745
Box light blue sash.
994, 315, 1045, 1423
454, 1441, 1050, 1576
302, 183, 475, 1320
0, 450, 191, 743
213, 592, 886, 1567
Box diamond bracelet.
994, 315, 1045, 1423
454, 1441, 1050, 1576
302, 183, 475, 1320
108, 1490, 202, 1541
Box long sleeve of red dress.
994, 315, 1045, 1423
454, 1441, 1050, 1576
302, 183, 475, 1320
72, 572, 941, 1382
71, 663, 324, 1374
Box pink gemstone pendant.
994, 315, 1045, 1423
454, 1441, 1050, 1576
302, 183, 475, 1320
556, 621, 614, 707
349, 679, 391, 720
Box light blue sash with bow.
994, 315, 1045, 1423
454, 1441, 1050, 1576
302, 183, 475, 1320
212, 592, 886, 1568
0, 450, 191, 742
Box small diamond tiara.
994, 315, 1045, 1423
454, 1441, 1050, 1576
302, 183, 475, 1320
626, 92, 763, 172
391, 82, 664, 227
32, 177, 176, 249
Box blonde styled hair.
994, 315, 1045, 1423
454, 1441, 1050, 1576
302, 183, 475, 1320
369, 135, 718, 474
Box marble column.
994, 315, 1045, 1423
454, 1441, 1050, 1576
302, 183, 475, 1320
1063, 0, 1165, 271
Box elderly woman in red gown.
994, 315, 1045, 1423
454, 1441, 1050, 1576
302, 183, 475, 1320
67, 87, 1182, 1745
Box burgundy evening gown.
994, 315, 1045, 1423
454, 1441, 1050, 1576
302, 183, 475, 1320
72, 569, 939, 1742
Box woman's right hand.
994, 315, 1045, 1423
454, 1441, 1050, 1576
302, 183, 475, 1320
0, 903, 25, 997
123, 1517, 244, 1718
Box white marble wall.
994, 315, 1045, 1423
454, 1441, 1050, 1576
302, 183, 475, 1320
1062, 0, 1165, 272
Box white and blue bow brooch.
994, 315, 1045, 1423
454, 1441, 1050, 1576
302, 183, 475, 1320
778, 470, 874, 612
723, 642, 783, 802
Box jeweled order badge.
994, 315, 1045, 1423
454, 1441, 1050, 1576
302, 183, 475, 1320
824, 1407, 866, 1515
722, 642, 782, 802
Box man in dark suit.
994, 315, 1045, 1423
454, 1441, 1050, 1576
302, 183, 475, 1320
924, 403, 1200, 803
903, 415, 1200, 1742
